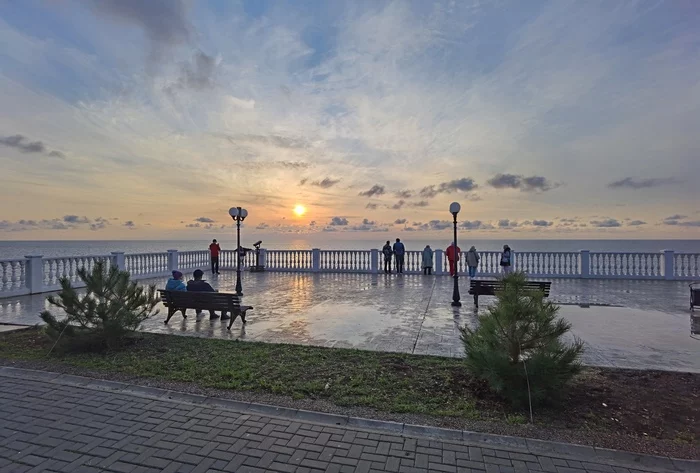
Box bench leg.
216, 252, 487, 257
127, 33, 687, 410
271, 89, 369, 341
473, 293, 478, 308
164, 308, 175, 324
227, 310, 248, 330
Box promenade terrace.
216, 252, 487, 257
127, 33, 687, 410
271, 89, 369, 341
1, 248, 699, 373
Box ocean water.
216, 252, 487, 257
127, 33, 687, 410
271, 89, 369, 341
1, 239, 699, 260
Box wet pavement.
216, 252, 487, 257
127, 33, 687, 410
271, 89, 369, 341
1, 271, 698, 372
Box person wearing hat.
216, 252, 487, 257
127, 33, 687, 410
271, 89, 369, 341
165, 270, 187, 291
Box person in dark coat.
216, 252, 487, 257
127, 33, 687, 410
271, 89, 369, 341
187, 269, 229, 320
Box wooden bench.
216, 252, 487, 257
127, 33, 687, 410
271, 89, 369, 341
468, 280, 552, 307
159, 290, 253, 330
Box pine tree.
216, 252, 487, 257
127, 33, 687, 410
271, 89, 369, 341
460, 272, 584, 407
40, 261, 159, 351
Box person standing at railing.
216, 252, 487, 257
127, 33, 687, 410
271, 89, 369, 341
466, 246, 479, 278
446, 242, 461, 276
393, 238, 406, 274
422, 245, 434, 275
500, 244, 512, 275
382, 241, 393, 273
209, 239, 221, 275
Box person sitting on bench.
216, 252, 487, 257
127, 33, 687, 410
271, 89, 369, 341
187, 269, 229, 320
165, 270, 186, 291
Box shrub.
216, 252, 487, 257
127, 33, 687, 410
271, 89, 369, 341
40, 261, 159, 351
460, 272, 584, 408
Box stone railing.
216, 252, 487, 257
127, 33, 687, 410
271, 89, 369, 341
0, 259, 28, 297
1, 248, 698, 298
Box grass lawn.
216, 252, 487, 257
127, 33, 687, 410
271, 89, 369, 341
1, 328, 698, 454
0, 329, 479, 417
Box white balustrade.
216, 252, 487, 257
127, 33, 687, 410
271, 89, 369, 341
515, 252, 580, 277
265, 250, 313, 271
124, 252, 169, 277
0, 259, 28, 295
673, 253, 700, 280
320, 250, 371, 272
43, 255, 111, 288
2, 248, 699, 300
589, 252, 663, 279
177, 250, 210, 270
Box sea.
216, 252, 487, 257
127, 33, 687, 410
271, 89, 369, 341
1, 239, 699, 260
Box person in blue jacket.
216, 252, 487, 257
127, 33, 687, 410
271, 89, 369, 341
393, 238, 406, 274
165, 270, 186, 291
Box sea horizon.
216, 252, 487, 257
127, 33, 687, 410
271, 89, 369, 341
1, 238, 699, 261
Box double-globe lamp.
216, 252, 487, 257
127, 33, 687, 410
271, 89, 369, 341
228, 207, 248, 295
450, 202, 461, 307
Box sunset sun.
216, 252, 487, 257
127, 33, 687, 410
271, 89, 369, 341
293, 204, 307, 217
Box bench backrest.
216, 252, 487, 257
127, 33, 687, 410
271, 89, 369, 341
470, 280, 551, 296
158, 290, 243, 311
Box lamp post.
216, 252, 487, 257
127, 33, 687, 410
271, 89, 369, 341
449, 202, 461, 307
229, 206, 248, 295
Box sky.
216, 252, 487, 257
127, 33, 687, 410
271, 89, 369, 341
0, 0, 699, 241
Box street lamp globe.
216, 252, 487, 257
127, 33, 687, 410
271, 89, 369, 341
229, 207, 239, 218
449, 202, 461, 215
239, 208, 248, 220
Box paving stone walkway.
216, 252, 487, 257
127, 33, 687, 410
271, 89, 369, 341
1, 368, 695, 473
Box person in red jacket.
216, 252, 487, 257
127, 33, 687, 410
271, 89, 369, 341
209, 239, 221, 275
445, 242, 461, 276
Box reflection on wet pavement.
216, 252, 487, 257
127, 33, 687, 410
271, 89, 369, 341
1, 272, 698, 372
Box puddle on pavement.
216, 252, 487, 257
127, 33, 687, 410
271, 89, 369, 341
276, 301, 413, 345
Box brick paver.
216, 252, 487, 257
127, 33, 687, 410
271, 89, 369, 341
0, 374, 685, 473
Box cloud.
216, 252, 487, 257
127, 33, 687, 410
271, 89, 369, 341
394, 219, 407, 225
487, 174, 557, 192
48, 150, 66, 158
664, 214, 687, 221
358, 185, 386, 197
170, 50, 218, 91
310, 177, 340, 189
365, 203, 378, 210
322, 226, 338, 232
309, 221, 316, 227
531, 220, 553, 227
662, 215, 700, 227
608, 177, 680, 189
627, 220, 647, 226
391, 200, 405, 210
429, 220, 452, 230
460, 220, 494, 230
590, 218, 622, 228
329, 217, 348, 226
419, 178, 477, 198
256, 223, 269, 230
90, 0, 192, 57
0, 134, 45, 153
362, 218, 376, 226
195, 217, 215, 223
123, 220, 136, 228
90, 217, 109, 231
63, 215, 90, 224
498, 219, 519, 228
395, 190, 413, 199
409, 201, 430, 208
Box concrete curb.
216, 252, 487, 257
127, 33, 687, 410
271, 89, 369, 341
0, 366, 696, 473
